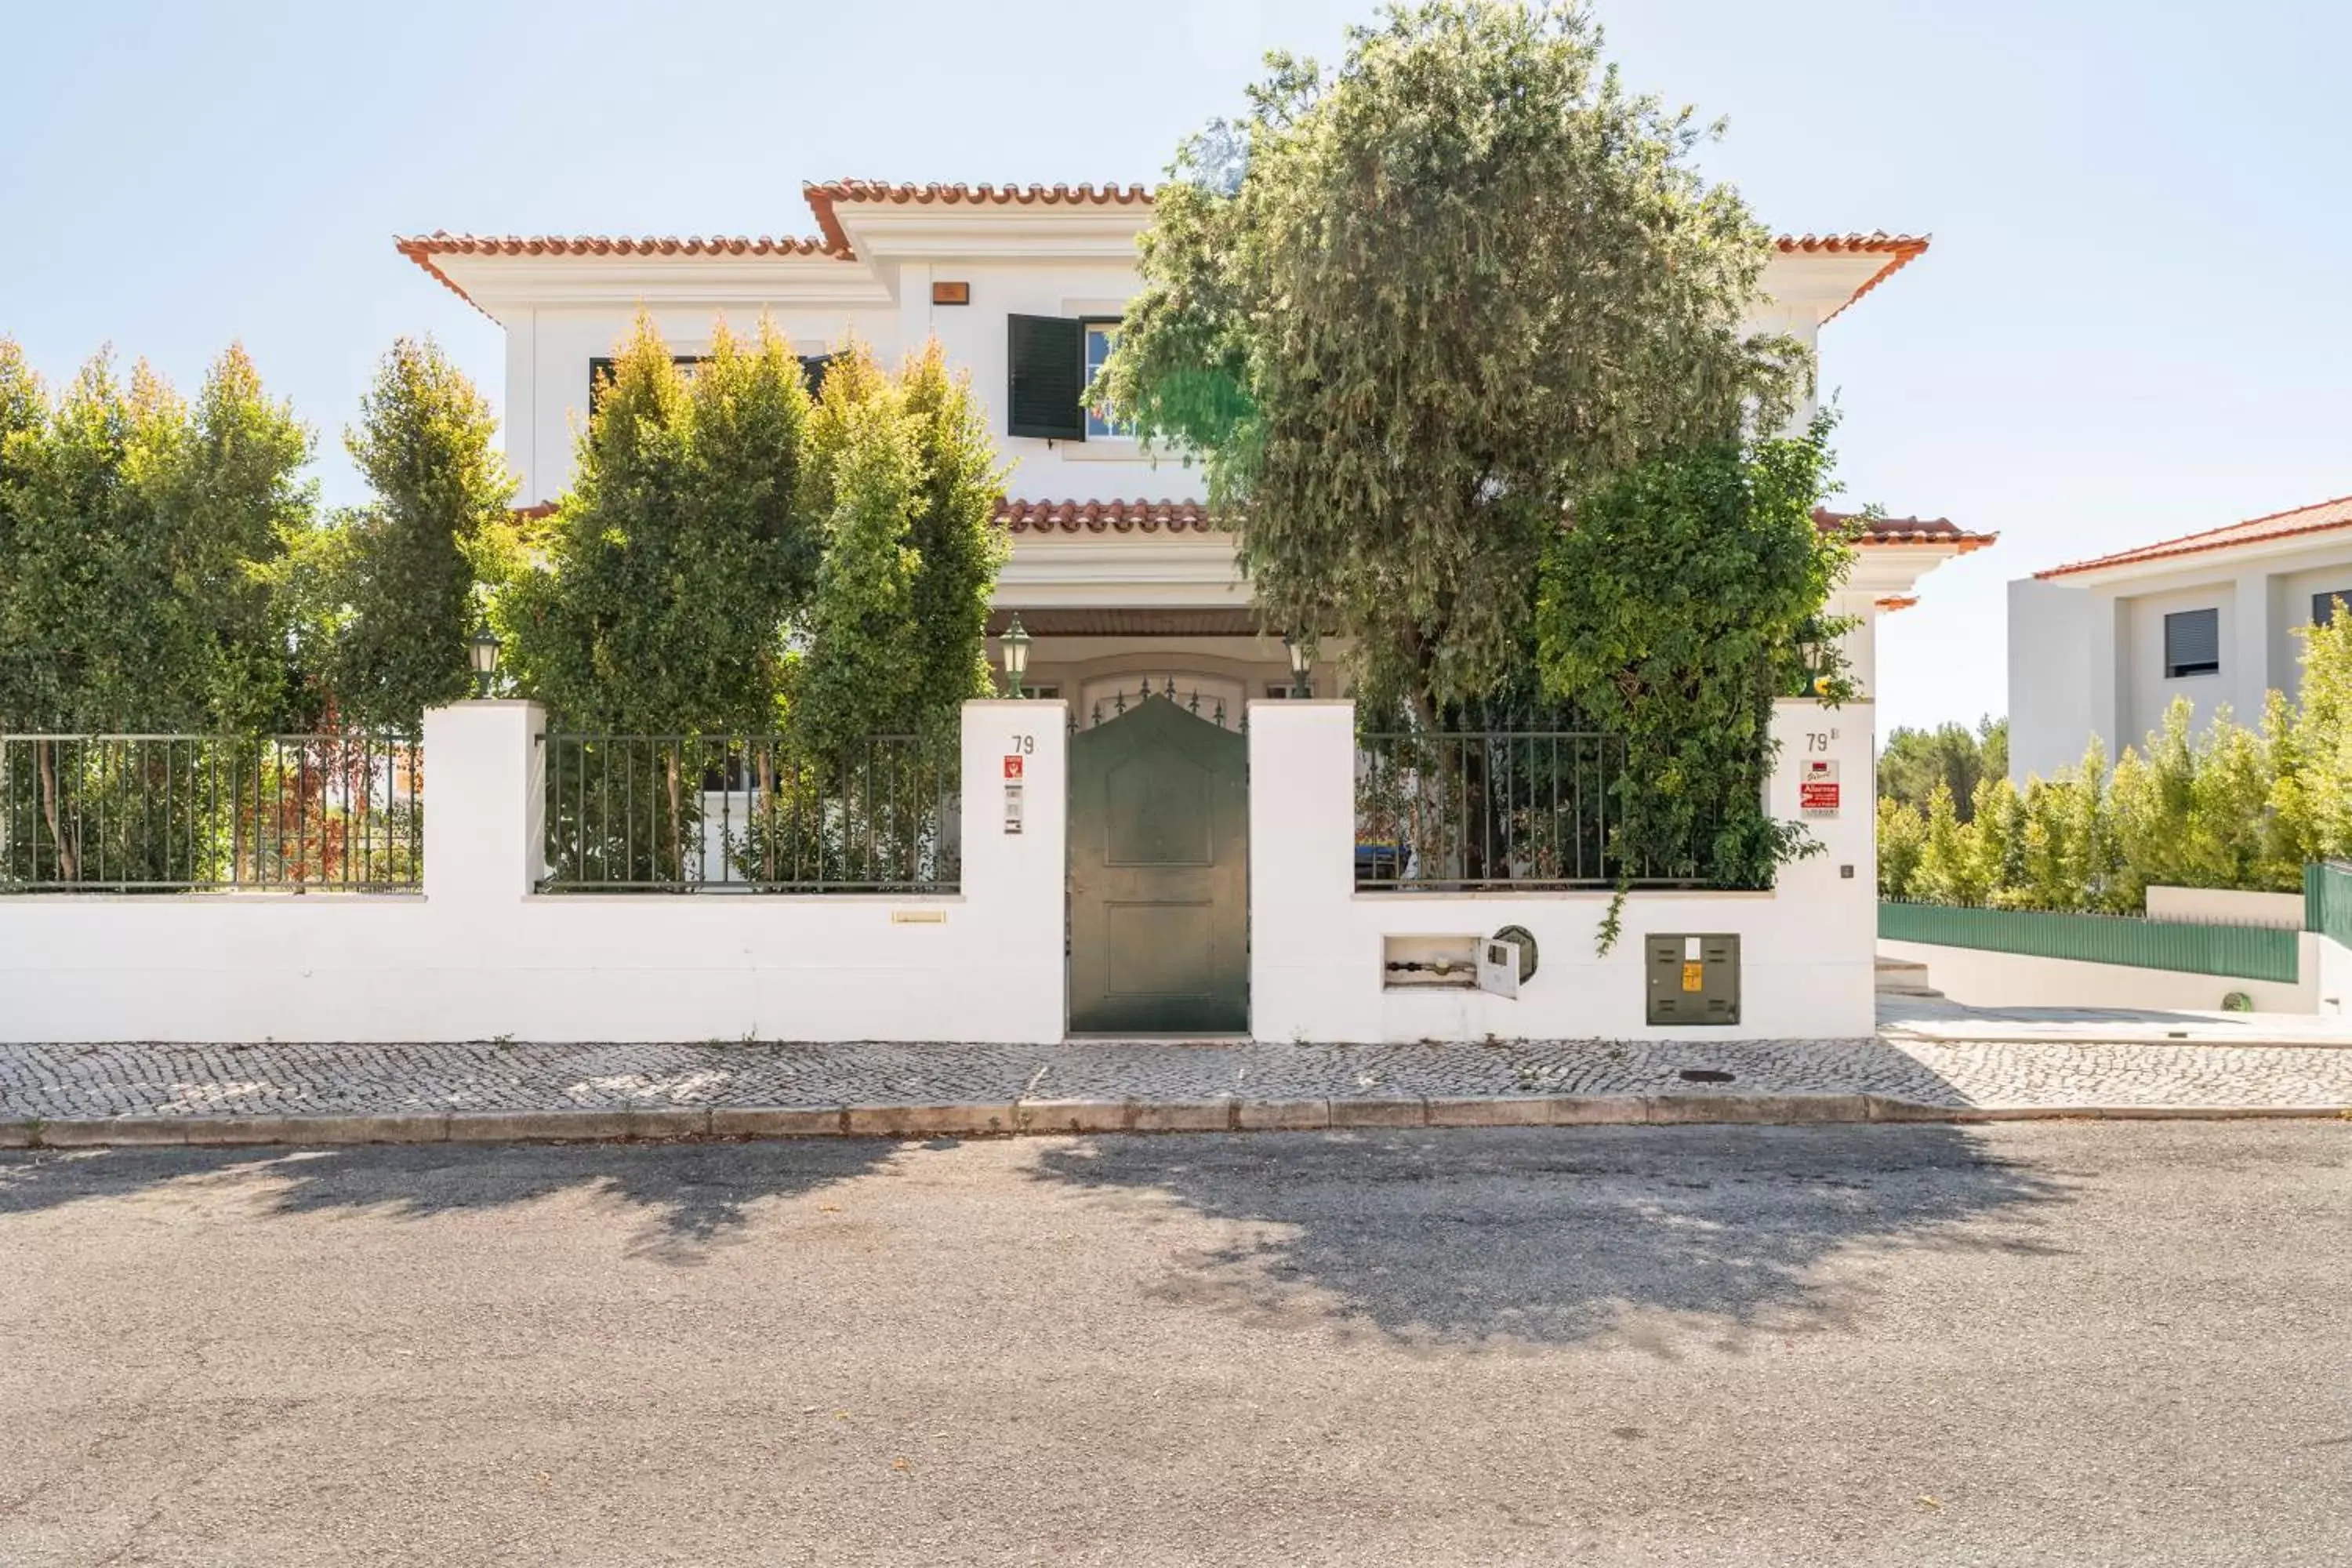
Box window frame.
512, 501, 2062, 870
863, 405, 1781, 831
2161, 606, 2223, 680
1080, 317, 1133, 441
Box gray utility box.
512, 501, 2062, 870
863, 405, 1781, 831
1645, 934, 1740, 1026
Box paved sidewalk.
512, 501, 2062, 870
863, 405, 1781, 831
1882, 995, 2352, 1046
6, 1031, 2352, 1145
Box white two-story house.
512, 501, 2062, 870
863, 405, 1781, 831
2008, 494, 2352, 782
399, 180, 1988, 720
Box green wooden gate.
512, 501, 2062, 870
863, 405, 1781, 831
1067, 695, 1249, 1033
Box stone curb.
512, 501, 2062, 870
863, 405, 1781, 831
4, 1096, 2347, 1150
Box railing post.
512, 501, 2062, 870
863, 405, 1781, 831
419, 701, 546, 907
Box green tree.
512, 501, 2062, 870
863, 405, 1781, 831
0, 345, 310, 731
1877, 797, 1927, 898
1093, 0, 1804, 722
2292, 600, 2352, 858
795, 340, 1009, 754
1532, 419, 1853, 890
1878, 716, 2007, 821
502, 314, 813, 734
278, 339, 512, 730
1913, 781, 1989, 907
0, 342, 311, 884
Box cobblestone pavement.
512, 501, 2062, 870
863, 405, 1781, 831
6, 1030, 2352, 1124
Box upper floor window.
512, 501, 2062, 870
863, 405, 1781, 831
1005, 314, 1131, 444
2163, 608, 2221, 679
2315, 590, 2350, 627
1083, 320, 1131, 439
588, 352, 837, 412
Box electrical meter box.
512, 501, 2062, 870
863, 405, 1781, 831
1646, 933, 1740, 1025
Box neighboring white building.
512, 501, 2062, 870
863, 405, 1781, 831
2008, 495, 2352, 782
399, 180, 1987, 709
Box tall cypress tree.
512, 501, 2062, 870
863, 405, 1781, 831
281, 338, 510, 730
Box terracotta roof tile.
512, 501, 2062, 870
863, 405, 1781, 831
995, 500, 1988, 552
803, 180, 1154, 253
1817, 510, 1992, 552
996, 498, 1218, 535
401, 197, 1926, 323
1775, 233, 1932, 322
395, 230, 846, 314
2037, 493, 2352, 579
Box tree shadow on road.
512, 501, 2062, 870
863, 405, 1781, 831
1030, 1123, 2071, 1352
0, 1139, 906, 1264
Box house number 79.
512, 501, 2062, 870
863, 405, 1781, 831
1805, 730, 1839, 752
1008, 734, 1034, 754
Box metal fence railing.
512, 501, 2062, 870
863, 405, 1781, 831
1878, 898, 2302, 983
1355, 730, 1703, 891
539, 734, 960, 893
0, 734, 423, 892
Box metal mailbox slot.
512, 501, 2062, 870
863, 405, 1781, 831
1646, 933, 1740, 1025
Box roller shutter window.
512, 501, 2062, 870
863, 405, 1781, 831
2163, 607, 2221, 678
1006, 314, 1087, 441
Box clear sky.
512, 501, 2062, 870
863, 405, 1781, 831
5, 0, 2347, 732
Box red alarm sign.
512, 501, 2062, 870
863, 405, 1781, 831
1003, 755, 1025, 781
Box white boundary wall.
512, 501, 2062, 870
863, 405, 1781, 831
1247, 699, 1878, 1043
0, 702, 1071, 1044
1876, 937, 2322, 1014
2143, 884, 2307, 927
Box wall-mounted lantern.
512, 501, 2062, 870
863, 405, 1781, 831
1000, 615, 1032, 699
468, 621, 502, 699
1285, 633, 1315, 699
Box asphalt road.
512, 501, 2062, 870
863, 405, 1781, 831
3, 1123, 2348, 1566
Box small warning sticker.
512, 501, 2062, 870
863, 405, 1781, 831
1003, 755, 1025, 780
1800, 759, 1840, 818
1682, 960, 1704, 993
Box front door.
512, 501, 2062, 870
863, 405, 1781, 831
1067, 695, 1248, 1033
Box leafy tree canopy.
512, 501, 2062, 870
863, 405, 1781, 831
1534, 416, 1854, 891
1878, 717, 2007, 822
1093, 0, 1806, 719
274, 337, 513, 730
0, 338, 311, 733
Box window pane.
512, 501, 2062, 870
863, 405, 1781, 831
2164, 608, 2220, 677
1083, 321, 1129, 438
2317, 591, 2349, 626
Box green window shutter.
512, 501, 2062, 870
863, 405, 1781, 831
1007, 314, 1086, 441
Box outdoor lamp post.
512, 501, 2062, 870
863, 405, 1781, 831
468, 621, 502, 699
1000, 615, 1032, 699
1285, 633, 1315, 699
1797, 634, 1828, 697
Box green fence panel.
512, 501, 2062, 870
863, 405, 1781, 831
2308, 862, 2352, 948
1878, 900, 2300, 984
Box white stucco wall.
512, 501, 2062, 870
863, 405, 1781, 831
1247, 699, 1878, 1043
1877, 936, 2321, 1014
0, 702, 1070, 1045
494, 246, 1837, 507
2142, 884, 2307, 927
2009, 537, 2352, 784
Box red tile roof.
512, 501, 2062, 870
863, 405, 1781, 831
996, 498, 1216, 535
396, 231, 844, 315
2036, 493, 2352, 579
803, 180, 1153, 256
1816, 510, 1994, 552
403, 189, 1926, 322
996, 499, 1990, 552
1777, 234, 1932, 322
